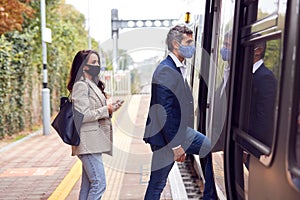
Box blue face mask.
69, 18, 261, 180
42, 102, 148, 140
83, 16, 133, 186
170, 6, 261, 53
220, 47, 231, 61
179, 44, 196, 58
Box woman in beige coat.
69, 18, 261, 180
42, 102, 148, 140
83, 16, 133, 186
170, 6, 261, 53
67, 50, 122, 199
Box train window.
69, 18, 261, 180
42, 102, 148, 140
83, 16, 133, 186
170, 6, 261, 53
208, 0, 235, 152
256, 0, 279, 20
241, 0, 287, 39
209, 29, 233, 152
240, 38, 281, 161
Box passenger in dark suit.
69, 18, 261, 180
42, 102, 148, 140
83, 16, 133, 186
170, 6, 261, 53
143, 25, 211, 200
249, 41, 277, 156
245, 40, 277, 167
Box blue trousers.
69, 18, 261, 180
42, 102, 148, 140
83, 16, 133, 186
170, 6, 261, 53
144, 131, 214, 200
78, 153, 106, 200
203, 153, 218, 200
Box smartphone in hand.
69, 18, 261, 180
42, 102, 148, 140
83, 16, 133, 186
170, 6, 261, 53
113, 99, 124, 111
116, 99, 124, 106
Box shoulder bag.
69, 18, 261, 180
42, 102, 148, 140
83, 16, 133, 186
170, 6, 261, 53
51, 96, 83, 146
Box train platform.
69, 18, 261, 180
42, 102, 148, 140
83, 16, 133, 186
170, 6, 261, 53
0, 94, 189, 200
0, 94, 229, 200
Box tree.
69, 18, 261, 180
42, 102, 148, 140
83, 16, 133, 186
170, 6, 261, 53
0, 0, 34, 34
0, 0, 95, 138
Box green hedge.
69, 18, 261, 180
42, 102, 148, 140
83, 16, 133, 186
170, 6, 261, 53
0, 0, 98, 138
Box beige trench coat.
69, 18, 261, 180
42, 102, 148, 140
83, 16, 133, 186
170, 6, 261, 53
71, 78, 112, 156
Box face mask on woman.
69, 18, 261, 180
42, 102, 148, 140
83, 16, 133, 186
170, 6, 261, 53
84, 64, 101, 77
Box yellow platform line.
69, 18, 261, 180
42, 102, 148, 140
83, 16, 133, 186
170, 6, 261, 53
48, 160, 82, 200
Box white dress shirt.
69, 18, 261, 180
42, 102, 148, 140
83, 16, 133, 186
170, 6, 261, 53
168, 52, 186, 150
169, 52, 187, 79
253, 59, 263, 74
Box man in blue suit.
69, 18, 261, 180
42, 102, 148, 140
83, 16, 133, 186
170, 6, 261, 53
244, 40, 277, 168
143, 25, 211, 200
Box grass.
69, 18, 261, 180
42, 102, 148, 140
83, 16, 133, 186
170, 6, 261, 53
11, 134, 27, 142
0, 123, 42, 148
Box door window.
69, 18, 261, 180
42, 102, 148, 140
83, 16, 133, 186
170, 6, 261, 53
240, 38, 281, 161
257, 0, 279, 20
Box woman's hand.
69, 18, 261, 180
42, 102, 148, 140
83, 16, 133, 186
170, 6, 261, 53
107, 103, 114, 114
107, 99, 124, 114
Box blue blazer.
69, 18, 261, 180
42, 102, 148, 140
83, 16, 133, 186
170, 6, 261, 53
143, 55, 194, 150
248, 63, 277, 156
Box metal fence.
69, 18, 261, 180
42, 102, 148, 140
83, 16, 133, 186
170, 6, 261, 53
99, 70, 131, 96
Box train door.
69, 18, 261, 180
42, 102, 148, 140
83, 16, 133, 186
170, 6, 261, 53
225, 0, 300, 199
190, 0, 238, 198
205, 0, 221, 142
204, 0, 236, 199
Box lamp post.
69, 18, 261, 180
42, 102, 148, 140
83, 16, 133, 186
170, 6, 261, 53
111, 9, 119, 72
41, 0, 51, 135
87, 0, 91, 49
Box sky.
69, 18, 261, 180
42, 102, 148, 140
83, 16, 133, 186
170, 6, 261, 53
64, 0, 206, 62
64, 0, 281, 62
64, 0, 280, 43
65, 0, 204, 44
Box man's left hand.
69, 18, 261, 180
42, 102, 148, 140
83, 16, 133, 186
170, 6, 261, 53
173, 146, 186, 162
176, 153, 186, 162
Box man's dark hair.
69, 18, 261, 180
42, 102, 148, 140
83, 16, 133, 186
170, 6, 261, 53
254, 40, 267, 59
166, 25, 193, 51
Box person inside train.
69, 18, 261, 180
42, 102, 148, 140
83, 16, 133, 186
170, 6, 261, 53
143, 25, 213, 200
67, 50, 123, 199
244, 39, 277, 168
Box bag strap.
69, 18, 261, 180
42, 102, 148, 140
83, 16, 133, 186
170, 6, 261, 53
85, 80, 105, 106
67, 93, 71, 100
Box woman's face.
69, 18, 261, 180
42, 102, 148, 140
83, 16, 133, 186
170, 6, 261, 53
83, 53, 101, 78
87, 53, 99, 66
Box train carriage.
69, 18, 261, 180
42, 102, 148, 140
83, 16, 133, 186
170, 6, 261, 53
187, 0, 300, 199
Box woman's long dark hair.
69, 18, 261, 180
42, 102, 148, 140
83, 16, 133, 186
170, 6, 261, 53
67, 50, 107, 98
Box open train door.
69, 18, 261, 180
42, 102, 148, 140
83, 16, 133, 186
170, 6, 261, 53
224, 0, 300, 199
